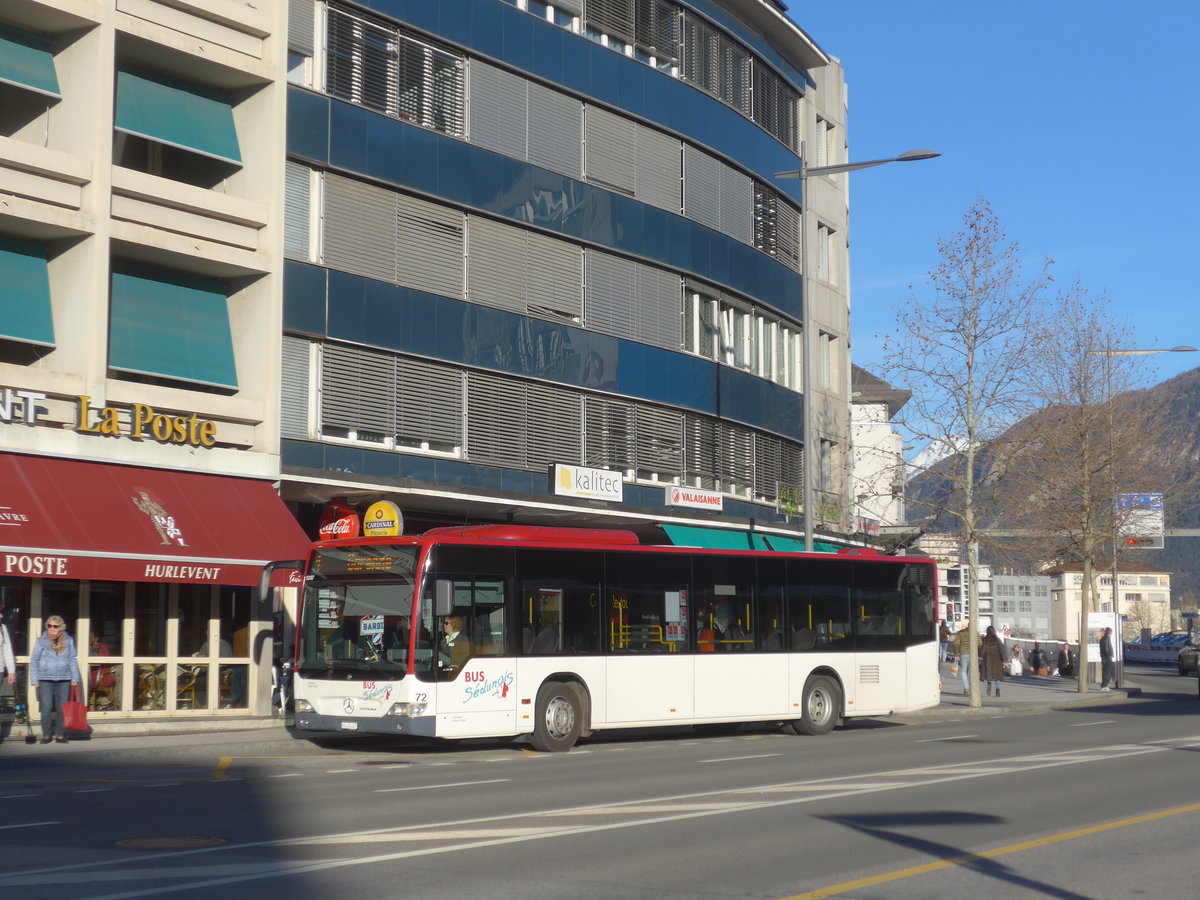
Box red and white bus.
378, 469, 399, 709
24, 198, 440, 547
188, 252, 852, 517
290, 524, 939, 751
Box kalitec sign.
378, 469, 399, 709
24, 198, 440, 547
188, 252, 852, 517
665, 486, 723, 511
551, 463, 624, 503
1, 386, 218, 448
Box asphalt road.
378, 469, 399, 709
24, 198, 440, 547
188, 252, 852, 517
1, 665, 1197, 899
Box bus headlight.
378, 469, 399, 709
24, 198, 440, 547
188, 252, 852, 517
386, 701, 426, 717
295, 699, 314, 713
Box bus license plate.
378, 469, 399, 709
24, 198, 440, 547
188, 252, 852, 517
340, 721, 358, 731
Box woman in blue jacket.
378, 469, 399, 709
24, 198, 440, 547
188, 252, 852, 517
30, 615, 81, 743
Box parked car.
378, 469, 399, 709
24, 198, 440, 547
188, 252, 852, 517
1178, 636, 1199, 676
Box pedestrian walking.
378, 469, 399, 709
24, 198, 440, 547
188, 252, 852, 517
29, 615, 81, 743
951, 619, 979, 695
980, 625, 1007, 697
1029, 642, 1048, 676
1057, 642, 1074, 677
1099, 626, 1115, 691
938, 621, 951, 662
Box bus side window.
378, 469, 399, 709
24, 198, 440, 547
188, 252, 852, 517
515, 548, 602, 655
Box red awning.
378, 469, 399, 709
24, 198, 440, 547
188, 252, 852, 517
0, 453, 310, 586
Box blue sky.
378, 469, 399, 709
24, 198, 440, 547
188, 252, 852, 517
791, 1, 1200, 387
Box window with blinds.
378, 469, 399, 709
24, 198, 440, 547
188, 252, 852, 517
583, 250, 680, 350
281, 336, 312, 438
753, 182, 800, 272
467, 216, 583, 322
325, 2, 464, 137
284, 161, 312, 260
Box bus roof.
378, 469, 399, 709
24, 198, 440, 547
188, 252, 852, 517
420, 524, 641, 545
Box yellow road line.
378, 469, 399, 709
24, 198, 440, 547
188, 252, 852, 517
787, 800, 1200, 899
211, 756, 233, 780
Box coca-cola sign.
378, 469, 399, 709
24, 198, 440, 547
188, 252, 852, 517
318, 498, 360, 540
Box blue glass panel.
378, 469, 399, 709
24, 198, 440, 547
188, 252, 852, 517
665, 214, 693, 272
0, 236, 54, 347
281, 439, 325, 470
432, 294, 466, 361
469, 0, 505, 59
559, 34, 590, 93
109, 264, 237, 389
326, 270, 367, 344
588, 47, 621, 105
472, 464, 506, 491
401, 288, 440, 353
616, 53, 645, 111
398, 453, 438, 482
436, 137, 472, 204
328, 100, 368, 174
325, 444, 366, 474
362, 447, 401, 478
435, 0, 473, 46
283, 261, 328, 336
718, 367, 802, 440
0, 24, 60, 98
360, 280, 408, 351
530, 19, 563, 85
610, 194, 644, 253
115, 70, 240, 165
399, 123, 439, 194
286, 88, 330, 164
502, 469, 537, 495
364, 114, 406, 185
502, 6, 535, 71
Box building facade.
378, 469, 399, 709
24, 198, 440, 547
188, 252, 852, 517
850, 365, 908, 534
278, 1, 854, 544
991, 572, 1052, 640
1, 0, 307, 720
2, 0, 856, 722
1044, 561, 1173, 643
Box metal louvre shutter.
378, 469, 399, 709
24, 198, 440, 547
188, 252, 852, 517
586, 0, 635, 43
281, 335, 311, 438
322, 173, 396, 284
584, 395, 634, 471
717, 421, 753, 488
719, 164, 753, 245
526, 229, 583, 321
526, 381, 582, 470
684, 413, 717, 489
635, 405, 683, 476
396, 193, 464, 299
320, 343, 396, 436
682, 144, 720, 231
555, 0, 584, 14
718, 34, 751, 115
528, 81, 582, 178
284, 161, 311, 260
754, 432, 782, 500
780, 438, 803, 495
467, 215, 527, 313
634, 263, 680, 350
752, 62, 799, 151
775, 198, 800, 271
634, 124, 681, 213
467, 370, 526, 468
469, 60, 527, 159
634, 0, 680, 61
325, 4, 397, 116
288, 0, 314, 55
396, 355, 462, 446
584, 105, 636, 195
682, 14, 718, 94
584, 250, 637, 340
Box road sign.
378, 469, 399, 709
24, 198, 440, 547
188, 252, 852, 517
1116, 492, 1164, 549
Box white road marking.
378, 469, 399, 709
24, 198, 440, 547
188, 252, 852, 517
1071, 720, 1117, 727
374, 778, 509, 793
0, 820, 58, 830
700, 753, 783, 763
915, 734, 978, 742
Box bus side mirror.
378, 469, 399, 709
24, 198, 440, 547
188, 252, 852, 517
435, 579, 454, 617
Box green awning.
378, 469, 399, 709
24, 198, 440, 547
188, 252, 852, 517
0, 24, 61, 99
659, 524, 772, 550
762, 534, 843, 554
0, 236, 55, 347
115, 69, 241, 165
109, 265, 238, 390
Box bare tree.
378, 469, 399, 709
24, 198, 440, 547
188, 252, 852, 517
883, 199, 1051, 707
1006, 283, 1189, 690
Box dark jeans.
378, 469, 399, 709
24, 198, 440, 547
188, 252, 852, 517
37, 680, 71, 738
1101, 659, 1115, 688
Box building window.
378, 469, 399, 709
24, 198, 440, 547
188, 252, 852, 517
325, 3, 465, 137
753, 183, 800, 271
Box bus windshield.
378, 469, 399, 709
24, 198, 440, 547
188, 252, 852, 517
297, 545, 421, 679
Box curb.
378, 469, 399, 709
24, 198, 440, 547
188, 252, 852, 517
900, 686, 1143, 718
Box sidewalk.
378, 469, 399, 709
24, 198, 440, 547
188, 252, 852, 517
904, 660, 1142, 718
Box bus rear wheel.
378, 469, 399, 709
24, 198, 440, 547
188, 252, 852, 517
787, 675, 841, 736
531, 681, 583, 752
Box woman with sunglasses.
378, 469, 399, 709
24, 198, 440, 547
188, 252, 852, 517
29, 615, 81, 744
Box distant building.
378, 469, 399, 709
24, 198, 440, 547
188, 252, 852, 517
991, 573, 1053, 640
914, 534, 991, 628
1042, 561, 1173, 642
850, 366, 909, 534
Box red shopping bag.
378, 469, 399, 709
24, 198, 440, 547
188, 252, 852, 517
63, 684, 90, 736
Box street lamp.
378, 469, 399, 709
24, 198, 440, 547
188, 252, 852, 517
776, 149, 940, 551
1092, 342, 1196, 685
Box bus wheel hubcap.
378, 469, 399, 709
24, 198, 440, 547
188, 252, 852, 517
546, 696, 574, 737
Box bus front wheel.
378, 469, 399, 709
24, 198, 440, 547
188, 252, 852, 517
531, 681, 583, 752
788, 675, 841, 736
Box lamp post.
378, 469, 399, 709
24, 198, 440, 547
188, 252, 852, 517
776, 149, 940, 551
1091, 342, 1196, 686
